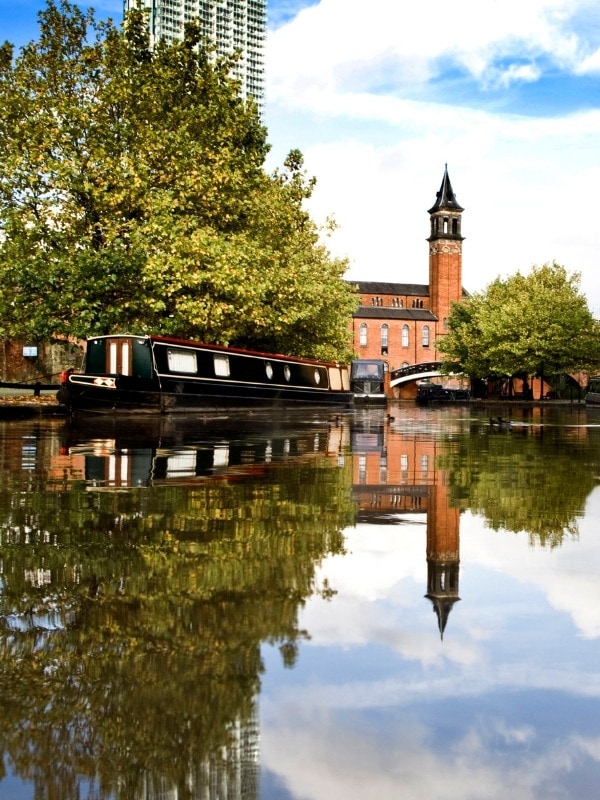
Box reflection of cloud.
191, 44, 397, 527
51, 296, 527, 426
261, 704, 600, 800
461, 492, 600, 639
260, 477, 600, 798
304, 524, 485, 667
298, 503, 600, 688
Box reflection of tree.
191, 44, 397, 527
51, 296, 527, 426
0, 433, 354, 798
440, 423, 600, 547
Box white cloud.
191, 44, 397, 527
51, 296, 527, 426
265, 0, 600, 312
267, 0, 596, 97
261, 704, 599, 800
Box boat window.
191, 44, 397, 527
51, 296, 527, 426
213, 355, 230, 377
107, 338, 132, 375
213, 445, 229, 467
109, 341, 118, 374
121, 341, 130, 375
166, 451, 197, 478
265, 361, 273, 380
328, 367, 342, 391
341, 368, 350, 391
167, 349, 197, 374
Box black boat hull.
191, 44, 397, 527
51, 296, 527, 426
58, 335, 352, 414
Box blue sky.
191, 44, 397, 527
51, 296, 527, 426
3, 0, 600, 310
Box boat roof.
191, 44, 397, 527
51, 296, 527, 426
86, 334, 347, 368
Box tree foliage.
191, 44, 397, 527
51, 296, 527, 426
0, 1, 356, 360
438, 262, 600, 378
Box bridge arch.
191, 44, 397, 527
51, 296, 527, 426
389, 362, 445, 387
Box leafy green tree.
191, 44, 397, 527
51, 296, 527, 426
438, 262, 600, 381
0, 1, 356, 360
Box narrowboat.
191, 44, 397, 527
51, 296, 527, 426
416, 382, 471, 405
56, 334, 352, 414
586, 377, 600, 406
350, 359, 387, 405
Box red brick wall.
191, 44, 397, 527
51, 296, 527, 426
428, 242, 462, 330
352, 317, 436, 367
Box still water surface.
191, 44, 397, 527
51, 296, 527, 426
1, 404, 600, 799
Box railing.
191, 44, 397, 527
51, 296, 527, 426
389, 362, 443, 382
0, 381, 60, 397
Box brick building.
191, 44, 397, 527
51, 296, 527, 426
351, 166, 467, 399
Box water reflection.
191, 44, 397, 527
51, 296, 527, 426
0, 413, 354, 799
1, 406, 600, 798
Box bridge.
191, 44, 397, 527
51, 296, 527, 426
389, 362, 445, 387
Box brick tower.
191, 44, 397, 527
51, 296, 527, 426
427, 166, 464, 343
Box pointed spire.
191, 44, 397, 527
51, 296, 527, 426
425, 594, 461, 640
428, 164, 464, 214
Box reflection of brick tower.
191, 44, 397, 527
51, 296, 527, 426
428, 165, 464, 347
425, 483, 460, 639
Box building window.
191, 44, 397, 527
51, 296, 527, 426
400, 453, 408, 484
401, 325, 409, 348
359, 323, 368, 347
422, 325, 430, 347
381, 324, 388, 355
358, 454, 367, 484
380, 452, 387, 484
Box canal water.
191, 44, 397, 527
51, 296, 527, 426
1, 404, 600, 799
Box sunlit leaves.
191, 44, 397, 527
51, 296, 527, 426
439, 262, 600, 378
0, 1, 355, 360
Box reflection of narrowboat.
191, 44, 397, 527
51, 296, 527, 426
350, 359, 387, 405
57, 334, 352, 413
416, 382, 471, 405
61, 417, 349, 488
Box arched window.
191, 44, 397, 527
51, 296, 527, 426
401, 324, 409, 348
381, 324, 389, 354
422, 325, 430, 347
359, 323, 368, 347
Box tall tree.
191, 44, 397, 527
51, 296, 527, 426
0, 1, 356, 360
438, 262, 600, 379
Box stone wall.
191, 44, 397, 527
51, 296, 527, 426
0, 339, 84, 384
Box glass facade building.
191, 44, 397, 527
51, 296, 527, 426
124, 0, 266, 108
